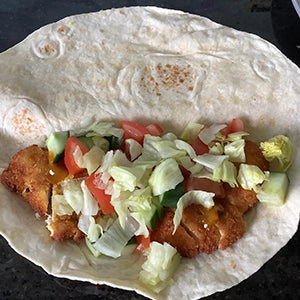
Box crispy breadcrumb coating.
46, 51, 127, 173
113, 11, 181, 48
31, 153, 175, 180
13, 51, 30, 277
151, 140, 269, 257
1, 145, 51, 218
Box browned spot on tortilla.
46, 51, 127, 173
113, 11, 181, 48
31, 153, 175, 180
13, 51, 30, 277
57, 26, 66, 34
39, 43, 55, 55
119, 10, 126, 15
141, 63, 194, 95
231, 260, 237, 269
11, 109, 45, 136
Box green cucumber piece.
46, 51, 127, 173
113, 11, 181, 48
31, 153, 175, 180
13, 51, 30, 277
257, 172, 289, 206
160, 181, 185, 208
148, 196, 164, 230
46, 131, 69, 163
105, 135, 123, 150
77, 135, 110, 152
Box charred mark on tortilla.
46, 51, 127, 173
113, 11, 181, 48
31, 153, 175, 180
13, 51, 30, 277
141, 63, 194, 96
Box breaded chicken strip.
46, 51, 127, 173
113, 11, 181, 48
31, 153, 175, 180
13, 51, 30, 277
47, 213, 85, 242
47, 179, 85, 242
1, 145, 51, 218
226, 140, 270, 214
151, 140, 269, 257
150, 208, 201, 258
1, 145, 85, 242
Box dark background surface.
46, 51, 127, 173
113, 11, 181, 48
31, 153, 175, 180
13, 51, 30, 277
0, 1, 299, 299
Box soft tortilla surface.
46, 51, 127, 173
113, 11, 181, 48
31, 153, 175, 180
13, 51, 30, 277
0, 6, 299, 300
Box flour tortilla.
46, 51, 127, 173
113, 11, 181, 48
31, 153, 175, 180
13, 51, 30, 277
0, 6, 299, 300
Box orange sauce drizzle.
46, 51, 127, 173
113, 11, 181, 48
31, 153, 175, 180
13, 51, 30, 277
47, 152, 68, 184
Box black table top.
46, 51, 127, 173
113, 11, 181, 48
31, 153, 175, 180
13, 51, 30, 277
0, 1, 299, 300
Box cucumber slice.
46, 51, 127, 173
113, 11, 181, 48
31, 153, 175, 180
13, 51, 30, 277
257, 172, 289, 206
148, 197, 163, 230
105, 135, 123, 150
77, 135, 109, 152
46, 131, 69, 163
160, 181, 185, 208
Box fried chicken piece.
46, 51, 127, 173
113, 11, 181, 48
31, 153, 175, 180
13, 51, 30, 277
151, 204, 223, 258
150, 208, 201, 258
224, 184, 258, 214
47, 179, 85, 243
1, 145, 85, 243
151, 201, 246, 257
215, 199, 246, 250
1, 145, 51, 218
151, 139, 269, 257
47, 213, 85, 242
240, 140, 269, 171
227, 140, 270, 214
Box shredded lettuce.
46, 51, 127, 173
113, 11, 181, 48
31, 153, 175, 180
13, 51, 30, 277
97, 150, 131, 186
149, 158, 184, 196
125, 138, 143, 160
139, 242, 181, 293
84, 146, 105, 175
61, 179, 84, 214
73, 145, 105, 175
237, 164, 268, 190
224, 139, 245, 162
180, 122, 204, 141
226, 131, 249, 141
112, 187, 160, 237
109, 164, 153, 192
173, 191, 215, 233
78, 215, 102, 242
51, 194, 74, 216
174, 139, 196, 159
109, 166, 137, 192
93, 216, 139, 258
198, 124, 227, 144
188, 162, 205, 176
91, 136, 110, 152
162, 132, 178, 141
209, 142, 224, 155
151, 138, 186, 160
83, 121, 124, 138
260, 135, 294, 172
55, 179, 99, 216
80, 180, 100, 216
213, 159, 237, 187
193, 154, 228, 171
178, 155, 195, 170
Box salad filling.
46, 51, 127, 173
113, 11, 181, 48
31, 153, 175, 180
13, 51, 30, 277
0, 118, 293, 292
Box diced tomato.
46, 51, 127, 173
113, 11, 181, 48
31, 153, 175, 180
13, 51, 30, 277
135, 234, 151, 253
120, 120, 150, 144
146, 123, 164, 136
189, 138, 209, 155
220, 118, 245, 136
184, 177, 225, 198
64, 136, 89, 175
179, 165, 191, 178
230, 118, 245, 132
219, 125, 231, 136
85, 173, 115, 215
